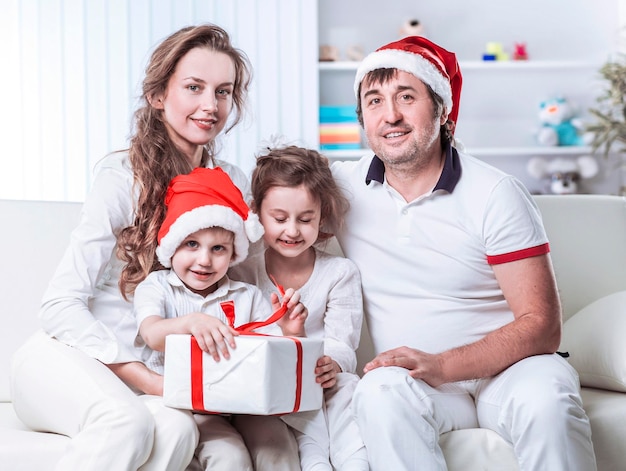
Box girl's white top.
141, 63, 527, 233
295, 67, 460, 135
229, 247, 364, 373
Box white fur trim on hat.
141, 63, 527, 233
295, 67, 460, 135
353, 49, 452, 112
244, 211, 264, 243
156, 205, 264, 268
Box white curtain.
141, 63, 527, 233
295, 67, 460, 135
0, 0, 319, 202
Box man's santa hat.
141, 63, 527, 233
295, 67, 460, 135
354, 36, 462, 125
156, 167, 264, 268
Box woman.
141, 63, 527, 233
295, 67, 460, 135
11, 24, 299, 471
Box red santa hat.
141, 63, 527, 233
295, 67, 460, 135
156, 167, 264, 268
354, 36, 462, 125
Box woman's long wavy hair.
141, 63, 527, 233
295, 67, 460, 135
117, 24, 252, 299
250, 146, 350, 241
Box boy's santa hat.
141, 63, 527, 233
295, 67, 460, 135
354, 36, 462, 125
156, 167, 264, 268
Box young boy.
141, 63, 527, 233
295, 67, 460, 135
133, 167, 307, 470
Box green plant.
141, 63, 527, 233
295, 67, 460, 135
587, 55, 626, 158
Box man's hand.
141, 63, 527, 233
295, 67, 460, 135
364, 346, 447, 388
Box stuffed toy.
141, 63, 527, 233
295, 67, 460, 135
536, 97, 591, 147
319, 44, 339, 62
346, 45, 364, 61
399, 19, 424, 37
513, 43, 529, 60
527, 155, 599, 194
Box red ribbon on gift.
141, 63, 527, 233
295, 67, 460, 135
189, 285, 304, 413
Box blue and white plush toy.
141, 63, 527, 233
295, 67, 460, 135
536, 97, 592, 146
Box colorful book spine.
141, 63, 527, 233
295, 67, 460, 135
319, 105, 362, 150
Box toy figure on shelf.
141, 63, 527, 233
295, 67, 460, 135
319, 44, 339, 62
536, 97, 592, 146
399, 19, 424, 38
513, 43, 529, 60
346, 45, 365, 61
320, 44, 363, 62
527, 155, 599, 194
482, 42, 508, 61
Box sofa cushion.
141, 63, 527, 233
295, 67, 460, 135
581, 387, 626, 471
561, 291, 626, 392
0, 200, 82, 401
440, 428, 518, 470
0, 402, 67, 469
533, 195, 626, 322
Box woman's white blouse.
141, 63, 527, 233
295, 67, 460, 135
38, 151, 250, 364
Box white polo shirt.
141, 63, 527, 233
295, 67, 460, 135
331, 145, 549, 355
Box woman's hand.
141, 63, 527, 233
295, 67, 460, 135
107, 361, 164, 396
315, 355, 341, 388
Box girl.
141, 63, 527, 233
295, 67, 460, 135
230, 143, 369, 471
11, 24, 299, 470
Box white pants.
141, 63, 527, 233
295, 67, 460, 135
283, 372, 368, 470
11, 331, 199, 471
353, 354, 596, 471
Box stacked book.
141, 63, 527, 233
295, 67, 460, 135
319, 105, 361, 151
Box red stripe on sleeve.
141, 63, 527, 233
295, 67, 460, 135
486, 243, 550, 265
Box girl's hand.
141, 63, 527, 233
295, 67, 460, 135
315, 355, 341, 388
186, 313, 239, 362
273, 288, 307, 337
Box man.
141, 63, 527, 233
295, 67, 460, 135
331, 36, 596, 471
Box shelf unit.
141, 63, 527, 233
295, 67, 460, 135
318, 60, 600, 162
315, 0, 622, 193
319, 60, 599, 72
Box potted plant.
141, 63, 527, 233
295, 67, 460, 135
587, 55, 626, 157
586, 55, 626, 195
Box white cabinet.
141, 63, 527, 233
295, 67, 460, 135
315, 0, 624, 194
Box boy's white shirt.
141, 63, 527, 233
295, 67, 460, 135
134, 270, 275, 375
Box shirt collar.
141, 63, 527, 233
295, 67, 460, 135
165, 269, 231, 298
365, 143, 462, 193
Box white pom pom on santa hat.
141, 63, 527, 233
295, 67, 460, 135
156, 167, 264, 268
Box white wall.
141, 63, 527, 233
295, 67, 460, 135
0, 0, 318, 202
318, 0, 620, 62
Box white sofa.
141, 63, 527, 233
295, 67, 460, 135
2, 195, 626, 470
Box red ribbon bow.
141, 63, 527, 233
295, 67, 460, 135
190, 280, 303, 413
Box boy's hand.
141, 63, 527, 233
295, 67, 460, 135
315, 355, 341, 388
272, 288, 307, 337
186, 313, 239, 362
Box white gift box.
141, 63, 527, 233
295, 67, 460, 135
163, 334, 324, 415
